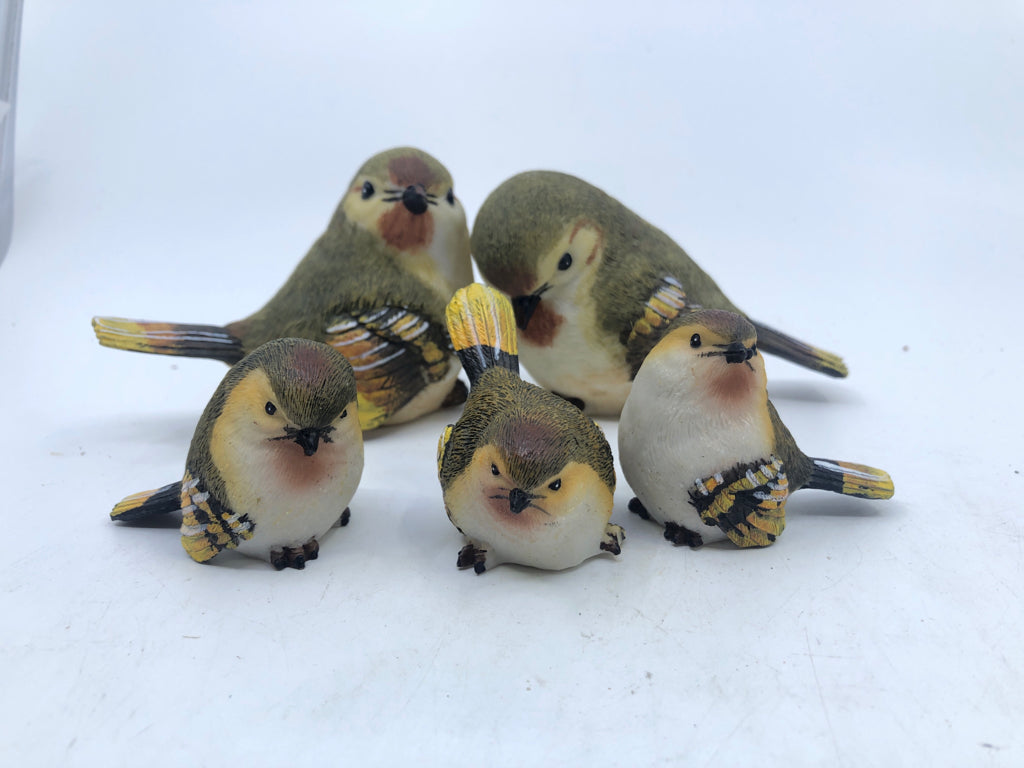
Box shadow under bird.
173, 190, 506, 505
618, 309, 893, 548
110, 338, 364, 569
93, 147, 473, 430
471, 170, 848, 416
438, 283, 624, 573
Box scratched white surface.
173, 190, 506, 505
2, 2, 1022, 765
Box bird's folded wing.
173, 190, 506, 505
625, 275, 696, 377
688, 456, 789, 547
179, 472, 255, 562
325, 307, 452, 430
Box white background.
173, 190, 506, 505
2, 2, 1022, 765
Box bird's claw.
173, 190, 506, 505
628, 497, 652, 520
663, 522, 703, 549
600, 524, 625, 556
338, 507, 351, 527
270, 538, 320, 570
457, 543, 487, 574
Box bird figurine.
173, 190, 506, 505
110, 338, 364, 569
437, 283, 624, 573
93, 146, 473, 430
471, 170, 848, 415
618, 309, 893, 548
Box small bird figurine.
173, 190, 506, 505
437, 283, 624, 573
618, 309, 893, 548
93, 146, 473, 430
471, 170, 848, 415
110, 338, 364, 569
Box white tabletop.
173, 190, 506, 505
3, 2, 1022, 765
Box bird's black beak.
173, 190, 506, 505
511, 294, 542, 330
293, 427, 322, 456
402, 184, 429, 215
508, 487, 532, 515
724, 342, 755, 365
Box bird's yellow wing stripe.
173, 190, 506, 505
626, 276, 695, 376
179, 472, 254, 562
691, 456, 788, 548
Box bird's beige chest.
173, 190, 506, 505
518, 296, 631, 415
213, 434, 360, 556
227, 441, 350, 516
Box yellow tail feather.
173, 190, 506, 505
445, 284, 519, 385
445, 284, 518, 356
111, 489, 159, 519
92, 316, 243, 363
110, 481, 182, 521
751, 320, 849, 378
810, 459, 894, 499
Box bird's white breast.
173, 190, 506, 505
619, 357, 771, 539
221, 432, 363, 560
519, 293, 632, 415
445, 471, 613, 571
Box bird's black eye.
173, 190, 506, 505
265, 402, 277, 415
340, 408, 348, 419
491, 463, 500, 476
690, 334, 702, 348
446, 188, 455, 205
750, 343, 757, 355
558, 253, 573, 271
361, 181, 375, 199
548, 479, 561, 491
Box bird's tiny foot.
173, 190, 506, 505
302, 538, 319, 561
628, 497, 652, 520
338, 507, 351, 527
552, 391, 586, 411
442, 379, 469, 408
600, 524, 625, 555
664, 522, 703, 549
457, 543, 487, 574
270, 544, 313, 570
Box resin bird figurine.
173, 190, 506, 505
437, 283, 624, 573
110, 338, 364, 569
618, 309, 893, 548
471, 170, 848, 415
93, 146, 473, 430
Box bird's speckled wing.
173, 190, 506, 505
689, 456, 789, 547
179, 472, 254, 562
625, 275, 696, 377
325, 307, 452, 430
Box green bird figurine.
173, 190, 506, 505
437, 283, 624, 573
618, 309, 893, 548
93, 147, 472, 430
471, 170, 848, 415
110, 338, 364, 569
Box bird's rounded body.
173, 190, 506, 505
111, 339, 364, 569
205, 379, 363, 562
619, 310, 892, 548
471, 170, 848, 416
438, 285, 623, 572
442, 369, 618, 570
619, 326, 774, 544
